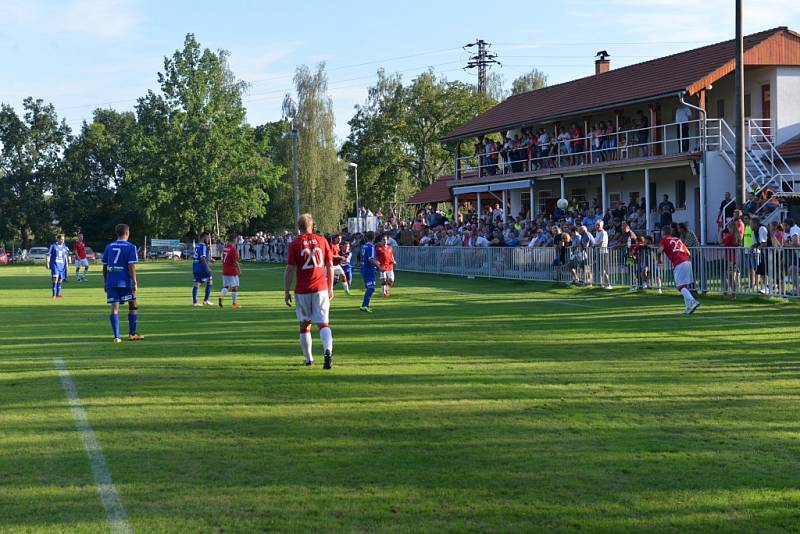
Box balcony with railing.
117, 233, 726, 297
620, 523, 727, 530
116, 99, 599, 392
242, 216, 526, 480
455, 119, 705, 183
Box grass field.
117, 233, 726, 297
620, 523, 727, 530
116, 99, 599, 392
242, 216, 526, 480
1, 261, 800, 533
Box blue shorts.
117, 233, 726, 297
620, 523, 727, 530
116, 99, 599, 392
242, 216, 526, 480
50, 267, 66, 280
342, 267, 352, 281
193, 272, 212, 283
106, 287, 135, 304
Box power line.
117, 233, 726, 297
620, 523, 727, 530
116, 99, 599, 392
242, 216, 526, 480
463, 39, 500, 95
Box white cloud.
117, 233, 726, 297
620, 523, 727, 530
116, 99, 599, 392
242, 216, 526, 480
61, 0, 142, 39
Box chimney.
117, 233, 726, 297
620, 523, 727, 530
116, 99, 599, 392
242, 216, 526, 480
595, 50, 610, 75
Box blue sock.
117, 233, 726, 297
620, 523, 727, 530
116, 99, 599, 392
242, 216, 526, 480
52, 282, 57, 296
204, 283, 212, 301
110, 314, 120, 339
128, 313, 137, 335
362, 287, 375, 307
192, 286, 198, 303
55, 283, 61, 296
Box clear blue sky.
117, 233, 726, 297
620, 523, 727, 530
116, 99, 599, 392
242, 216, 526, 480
2, 0, 799, 140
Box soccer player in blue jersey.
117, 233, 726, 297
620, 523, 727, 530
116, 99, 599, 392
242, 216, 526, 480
102, 224, 143, 343
360, 231, 381, 312
192, 232, 214, 306
339, 241, 353, 294
46, 234, 69, 299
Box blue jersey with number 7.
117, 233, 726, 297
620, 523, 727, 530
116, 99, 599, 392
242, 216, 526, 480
103, 240, 138, 288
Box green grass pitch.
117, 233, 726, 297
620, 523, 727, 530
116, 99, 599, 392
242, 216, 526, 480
1, 261, 799, 533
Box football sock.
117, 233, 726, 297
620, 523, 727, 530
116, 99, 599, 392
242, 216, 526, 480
55, 283, 62, 296
128, 313, 138, 335
342, 282, 350, 292
231, 291, 237, 303
110, 314, 120, 339
192, 286, 198, 303
319, 326, 333, 353
679, 287, 695, 307
52, 282, 57, 296
362, 287, 375, 307
204, 283, 212, 301
382, 284, 388, 296
220, 287, 228, 297
299, 330, 312, 359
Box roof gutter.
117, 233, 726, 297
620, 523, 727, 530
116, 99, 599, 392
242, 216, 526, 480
440, 90, 682, 143
678, 90, 708, 245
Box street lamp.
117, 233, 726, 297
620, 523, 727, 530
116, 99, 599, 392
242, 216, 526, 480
348, 162, 360, 231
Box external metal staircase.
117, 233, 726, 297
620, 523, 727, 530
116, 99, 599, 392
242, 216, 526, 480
708, 118, 799, 225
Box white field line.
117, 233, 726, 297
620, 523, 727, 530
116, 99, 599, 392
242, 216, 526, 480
53, 358, 134, 534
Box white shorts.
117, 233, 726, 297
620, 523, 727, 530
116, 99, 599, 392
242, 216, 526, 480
380, 270, 395, 282
673, 261, 694, 288
332, 265, 345, 277
76, 258, 89, 268
223, 275, 240, 288
295, 290, 330, 325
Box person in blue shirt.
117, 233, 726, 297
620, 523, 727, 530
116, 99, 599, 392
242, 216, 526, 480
359, 231, 381, 312
192, 231, 214, 306
46, 234, 70, 298
102, 224, 143, 343
340, 241, 353, 294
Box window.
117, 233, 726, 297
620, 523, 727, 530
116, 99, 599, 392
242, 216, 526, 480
538, 191, 552, 214
629, 192, 641, 204
521, 192, 531, 216
675, 180, 687, 209
716, 99, 725, 119
744, 94, 751, 118
609, 192, 622, 204
570, 188, 586, 202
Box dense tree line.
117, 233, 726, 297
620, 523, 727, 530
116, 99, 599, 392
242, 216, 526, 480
1, 32, 547, 247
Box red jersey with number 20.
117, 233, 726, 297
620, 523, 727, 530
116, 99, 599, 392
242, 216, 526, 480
287, 233, 332, 294
222, 244, 240, 276
659, 236, 691, 267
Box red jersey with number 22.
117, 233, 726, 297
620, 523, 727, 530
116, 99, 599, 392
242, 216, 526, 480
222, 244, 240, 276
287, 233, 332, 294
659, 236, 691, 267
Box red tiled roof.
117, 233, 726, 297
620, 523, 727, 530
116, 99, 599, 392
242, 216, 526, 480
442, 27, 797, 142
405, 175, 454, 205
778, 133, 800, 159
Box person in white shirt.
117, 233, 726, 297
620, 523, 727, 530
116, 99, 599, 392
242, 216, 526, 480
592, 221, 612, 289
785, 218, 800, 296
475, 232, 490, 247
675, 104, 692, 152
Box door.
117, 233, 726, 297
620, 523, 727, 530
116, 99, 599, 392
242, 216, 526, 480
761, 84, 771, 140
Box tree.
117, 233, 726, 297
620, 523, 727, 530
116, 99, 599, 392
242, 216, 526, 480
0, 98, 71, 246
129, 34, 283, 237
486, 71, 508, 102
251, 119, 293, 233
52, 109, 141, 245
510, 68, 548, 95
283, 64, 347, 232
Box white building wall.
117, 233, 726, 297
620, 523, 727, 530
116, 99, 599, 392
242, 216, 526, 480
775, 67, 800, 145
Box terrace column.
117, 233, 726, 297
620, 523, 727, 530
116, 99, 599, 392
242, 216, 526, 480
601, 173, 607, 215
455, 141, 462, 179
502, 190, 508, 223
454, 194, 459, 223
560, 175, 565, 200
644, 168, 651, 233
477, 192, 482, 221
529, 185, 535, 220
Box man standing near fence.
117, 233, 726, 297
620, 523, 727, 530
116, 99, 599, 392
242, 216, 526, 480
592, 221, 612, 289
219, 234, 240, 308
658, 226, 700, 315
284, 213, 334, 369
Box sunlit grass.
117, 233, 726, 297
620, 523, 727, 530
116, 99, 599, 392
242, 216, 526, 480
1, 261, 799, 532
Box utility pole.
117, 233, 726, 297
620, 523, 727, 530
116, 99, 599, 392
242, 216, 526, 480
290, 127, 300, 224
464, 39, 500, 94
735, 0, 746, 204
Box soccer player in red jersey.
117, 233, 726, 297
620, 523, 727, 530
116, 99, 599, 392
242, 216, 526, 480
284, 213, 335, 369
375, 234, 396, 296
74, 233, 89, 281
330, 235, 350, 295
658, 225, 700, 315
219, 234, 241, 308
